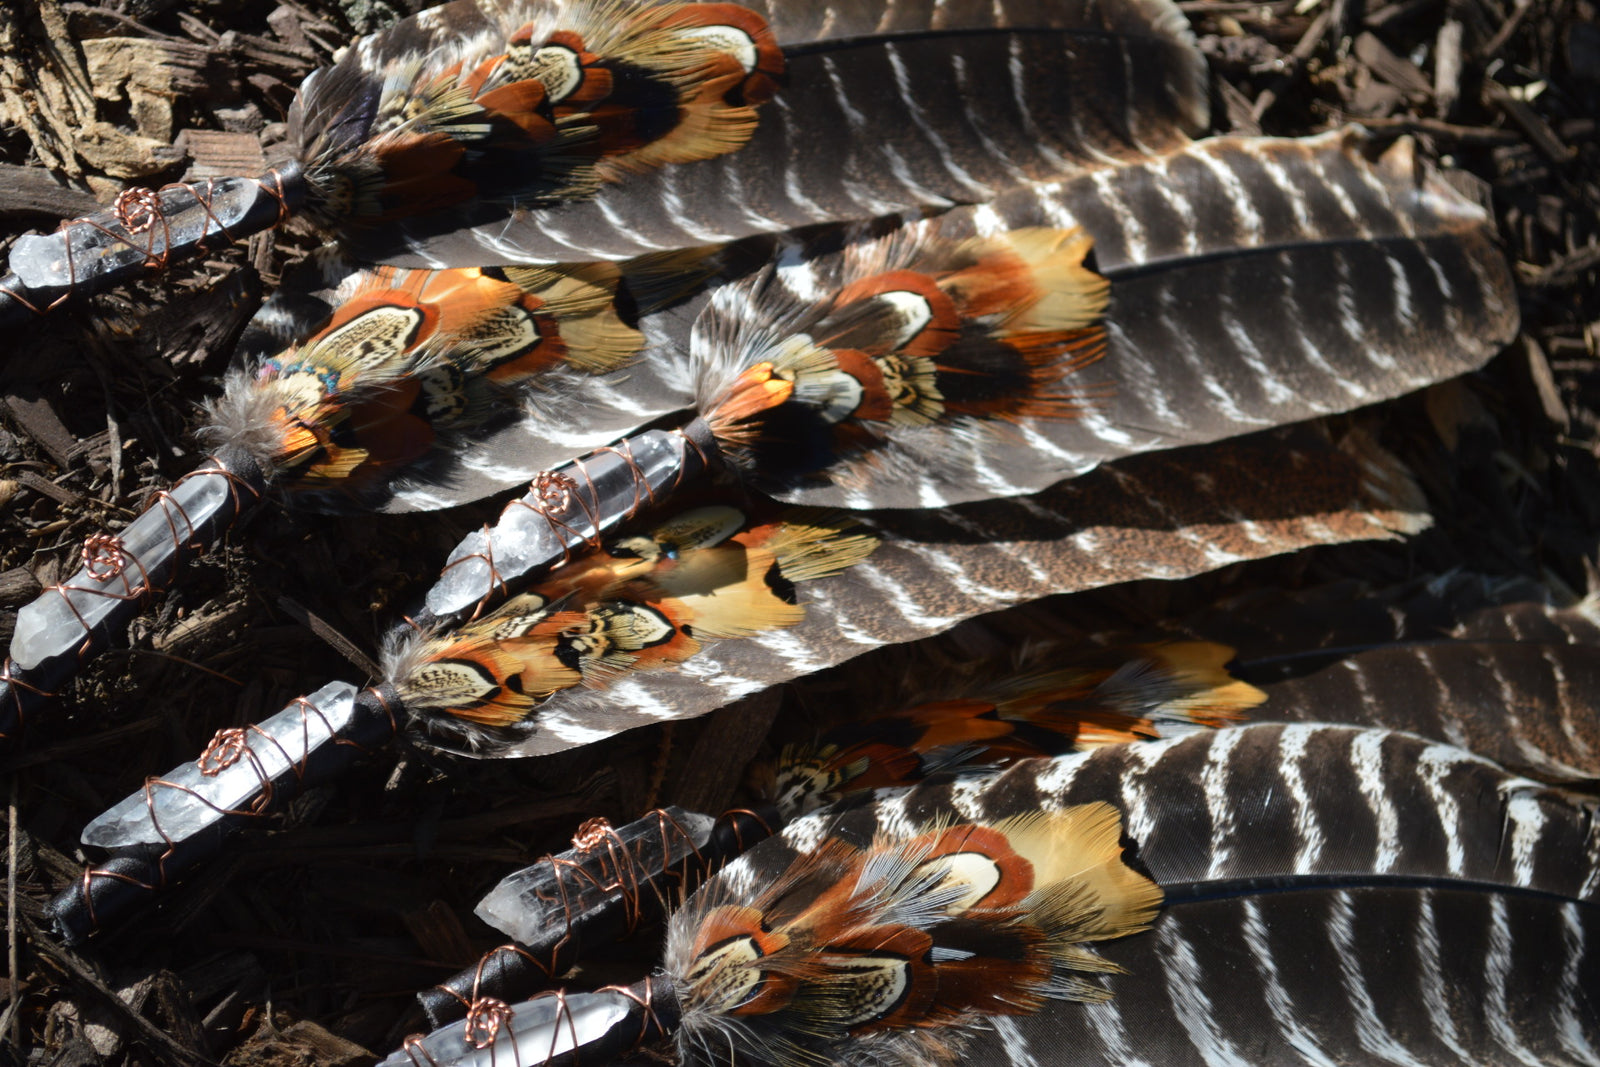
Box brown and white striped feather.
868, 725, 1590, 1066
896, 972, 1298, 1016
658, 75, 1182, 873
479, 417, 1428, 756
339, 0, 1209, 266
1134, 577, 1600, 785
717, 130, 1519, 508
750, 725, 1600, 1066
376, 128, 1515, 513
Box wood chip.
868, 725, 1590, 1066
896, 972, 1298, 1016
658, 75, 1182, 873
1218, 77, 1263, 134
0, 163, 98, 220
1354, 31, 1433, 99
149, 598, 255, 655
1485, 79, 1579, 164
1251, 9, 1332, 121
12, 471, 80, 508
220, 28, 317, 75
1517, 335, 1571, 429
176, 129, 267, 179
82, 37, 236, 142
0, 566, 42, 605
4, 393, 78, 469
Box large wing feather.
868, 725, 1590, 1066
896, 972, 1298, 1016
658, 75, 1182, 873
378, 128, 1515, 514
1244, 640, 1600, 784
483, 419, 1426, 755
742, 725, 1600, 1065
1014, 887, 1599, 1067
819, 572, 1600, 786
309, 0, 1209, 267
731, 130, 1518, 507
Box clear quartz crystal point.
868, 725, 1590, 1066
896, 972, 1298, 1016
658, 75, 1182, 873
11, 469, 235, 670
474, 808, 716, 945
426, 431, 691, 618
377, 990, 634, 1067
81, 682, 359, 849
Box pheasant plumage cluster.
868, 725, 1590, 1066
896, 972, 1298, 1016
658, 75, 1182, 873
8, 0, 1589, 1063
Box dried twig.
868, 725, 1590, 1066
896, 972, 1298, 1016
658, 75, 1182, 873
7, 777, 20, 1054
1251, 9, 1334, 121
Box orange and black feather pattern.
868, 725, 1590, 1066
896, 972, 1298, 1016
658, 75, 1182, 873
664, 803, 1161, 1067
695, 225, 1111, 494
288, 0, 782, 236
204, 260, 645, 504
386, 503, 877, 744
758, 643, 1267, 817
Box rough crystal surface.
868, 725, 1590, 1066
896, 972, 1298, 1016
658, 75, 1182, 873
425, 432, 687, 617
11, 470, 234, 670
81, 682, 358, 849
475, 808, 715, 944
375, 990, 630, 1067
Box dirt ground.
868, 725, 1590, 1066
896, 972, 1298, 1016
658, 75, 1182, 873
0, 0, 1596, 1063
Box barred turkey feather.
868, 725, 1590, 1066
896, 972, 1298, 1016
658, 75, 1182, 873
1243, 640, 1600, 785
734, 130, 1519, 508
1159, 571, 1600, 652
310, 0, 1209, 267
806, 572, 1600, 788
476, 418, 1426, 756
369, 128, 1515, 513
742, 725, 1600, 1065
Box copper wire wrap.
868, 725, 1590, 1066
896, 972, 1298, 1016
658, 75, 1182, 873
0, 172, 295, 317
39, 461, 263, 663
531, 809, 706, 947
75, 689, 380, 931
47, 533, 152, 662
464, 997, 514, 1050
80, 533, 133, 583
444, 428, 705, 619
569, 816, 613, 851
112, 187, 163, 236
718, 807, 777, 851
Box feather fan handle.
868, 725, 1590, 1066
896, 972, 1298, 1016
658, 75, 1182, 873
664, 803, 1160, 1066
760, 642, 1266, 817
389, 504, 877, 750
